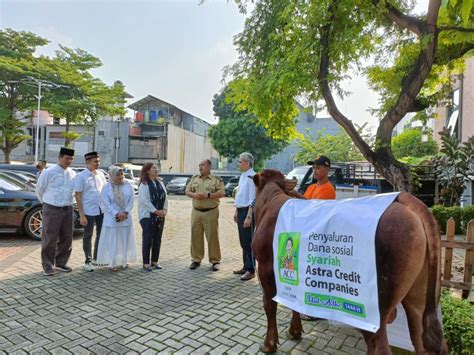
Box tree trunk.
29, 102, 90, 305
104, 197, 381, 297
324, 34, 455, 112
370, 148, 413, 193
65, 118, 71, 148
3, 141, 11, 164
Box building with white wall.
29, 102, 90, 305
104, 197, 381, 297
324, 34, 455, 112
128, 95, 218, 173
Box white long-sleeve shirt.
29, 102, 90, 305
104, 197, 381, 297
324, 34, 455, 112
138, 180, 168, 222
234, 168, 256, 208
100, 182, 134, 227
35, 164, 76, 206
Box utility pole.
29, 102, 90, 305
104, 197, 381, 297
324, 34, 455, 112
34, 81, 42, 163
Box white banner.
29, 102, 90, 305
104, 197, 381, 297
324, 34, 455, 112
273, 193, 400, 332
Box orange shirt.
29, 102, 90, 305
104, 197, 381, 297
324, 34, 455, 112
303, 181, 336, 200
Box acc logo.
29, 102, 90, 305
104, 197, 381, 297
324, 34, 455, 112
278, 232, 300, 286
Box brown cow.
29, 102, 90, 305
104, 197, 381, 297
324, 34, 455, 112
252, 169, 448, 354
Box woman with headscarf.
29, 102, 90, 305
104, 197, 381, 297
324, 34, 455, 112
138, 163, 167, 272
96, 166, 136, 271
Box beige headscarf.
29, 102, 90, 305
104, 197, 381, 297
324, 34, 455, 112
108, 165, 125, 208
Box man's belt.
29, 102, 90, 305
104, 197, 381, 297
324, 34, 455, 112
43, 203, 72, 210
194, 206, 217, 212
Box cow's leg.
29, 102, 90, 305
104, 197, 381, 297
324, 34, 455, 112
361, 330, 377, 354
402, 264, 448, 355
288, 311, 302, 340
361, 321, 391, 355
259, 264, 279, 353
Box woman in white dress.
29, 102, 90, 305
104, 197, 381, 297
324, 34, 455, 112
96, 166, 136, 271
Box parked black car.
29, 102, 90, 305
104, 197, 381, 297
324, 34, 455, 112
225, 177, 239, 197
166, 177, 190, 195
0, 174, 83, 241
0, 170, 37, 190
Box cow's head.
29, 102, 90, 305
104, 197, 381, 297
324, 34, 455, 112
253, 169, 286, 193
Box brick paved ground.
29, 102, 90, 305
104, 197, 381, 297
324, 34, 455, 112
0, 196, 369, 354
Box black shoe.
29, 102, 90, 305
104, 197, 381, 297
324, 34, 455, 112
233, 268, 246, 275
240, 271, 255, 281
43, 267, 54, 276
212, 263, 220, 272
189, 262, 200, 270
55, 265, 72, 272
142, 266, 152, 272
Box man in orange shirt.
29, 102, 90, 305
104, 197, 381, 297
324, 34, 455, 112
303, 156, 336, 199
287, 155, 335, 322
288, 156, 336, 200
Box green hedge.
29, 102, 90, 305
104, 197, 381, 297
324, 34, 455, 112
430, 205, 474, 234
441, 289, 474, 354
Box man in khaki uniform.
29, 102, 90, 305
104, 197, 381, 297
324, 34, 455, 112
185, 159, 225, 271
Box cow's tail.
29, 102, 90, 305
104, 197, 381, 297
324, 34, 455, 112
398, 193, 444, 352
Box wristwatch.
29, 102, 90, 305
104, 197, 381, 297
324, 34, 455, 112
207, 192, 211, 198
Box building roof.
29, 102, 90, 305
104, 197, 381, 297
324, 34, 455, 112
127, 95, 211, 125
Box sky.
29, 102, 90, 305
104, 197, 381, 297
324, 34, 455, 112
0, 0, 429, 128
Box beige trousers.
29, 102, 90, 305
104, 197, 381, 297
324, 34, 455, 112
190, 207, 221, 264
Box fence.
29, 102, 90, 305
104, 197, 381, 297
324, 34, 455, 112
441, 218, 474, 299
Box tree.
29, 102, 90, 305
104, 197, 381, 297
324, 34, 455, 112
0, 29, 126, 157
295, 124, 371, 165
392, 128, 438, 159
208, 87, 288, 169
435, 128, 474, 206
44, 47, 126, 146
0, 29, 49, 163
229, 0, 474, 192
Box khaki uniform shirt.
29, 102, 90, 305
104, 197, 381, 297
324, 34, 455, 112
186, 174, 225, 209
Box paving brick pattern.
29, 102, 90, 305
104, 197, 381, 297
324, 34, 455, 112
1, 196, 367, 354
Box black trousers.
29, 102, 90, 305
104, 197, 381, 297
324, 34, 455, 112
236, 207, 255, 273
83, 214, 104, 263
140, 217, 165, 265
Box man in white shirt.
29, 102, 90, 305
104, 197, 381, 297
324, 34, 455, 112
35, 147, 76, 276
233, 152, 256, 281
74, 151, 106, 272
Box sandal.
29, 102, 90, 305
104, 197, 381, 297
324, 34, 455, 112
110, 267, 120, 272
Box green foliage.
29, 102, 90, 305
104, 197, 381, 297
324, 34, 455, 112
440, 289, 474, 354
45, 48, 126, 129
462, 205, 474, 224
0, 28, 126, 161
61, 131, 81, 147
430, 204, 474, 233
392, 128, 438, 159
398, 155, 435, 165
0, 29, 51, 162
208, 86, 288, 169
295, 124, 370, 164
229, 0, 474, 191
430, 205, 463, 233
435, 129, 474, 206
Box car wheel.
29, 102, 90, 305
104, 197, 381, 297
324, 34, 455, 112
23, 206, 42, 241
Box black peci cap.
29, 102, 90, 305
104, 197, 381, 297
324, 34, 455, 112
59, 147, 75, 156
307, 155, 331, 167
84, 151, 99, 160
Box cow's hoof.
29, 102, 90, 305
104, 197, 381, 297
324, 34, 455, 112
287, 329, 302, 340
261, 342, 278, 353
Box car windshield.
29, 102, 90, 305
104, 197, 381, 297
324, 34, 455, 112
0, 174, 25, 191
228, 178, 239, 184
286, 166, 311, 182
170, 177, 188, 184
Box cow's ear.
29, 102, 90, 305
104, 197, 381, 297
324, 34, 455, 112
253, 173, 261, 188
